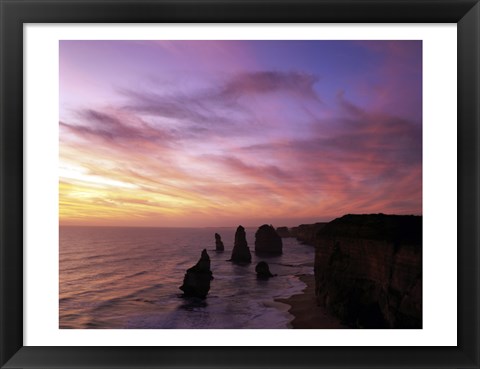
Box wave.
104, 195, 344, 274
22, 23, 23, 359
60, 226, 314, 329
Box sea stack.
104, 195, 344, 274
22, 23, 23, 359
215, 233, 224, 252
276, 226, 291, 238
230, 225, 252, 264
255, 261, 275, 279
179, 249, 213, 298
255, 224, 283, 255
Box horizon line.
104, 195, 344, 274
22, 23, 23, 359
58, 212, 422, 229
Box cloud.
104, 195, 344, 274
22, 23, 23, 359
60, 109, 175, 144
120, 70, 321, 132
203, 155, 293, 182
122, 89, 236, 126
60, 64, 421, 226
219, 71, 320, 101
233, 95, 422, 214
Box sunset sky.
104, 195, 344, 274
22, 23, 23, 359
59, 40, 422, 227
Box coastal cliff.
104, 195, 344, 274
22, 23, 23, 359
314, 214, 422, 328
289, 222, 327, 245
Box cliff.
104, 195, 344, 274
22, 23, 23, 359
314, 214, 422, 328
290, 222, 327, 245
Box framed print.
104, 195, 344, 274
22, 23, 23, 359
1, 0, 479, 368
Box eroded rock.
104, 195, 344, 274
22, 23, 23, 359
255, 224, 283, 255
230, 225, 252, 264
180, 249, 213, 298
255, 261, 276, 279
314, 214, 422, 328
215, 233, 224, 252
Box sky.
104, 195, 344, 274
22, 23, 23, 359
59, 40, 422, 227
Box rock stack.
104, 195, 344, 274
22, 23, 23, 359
275, 226, 291, 238
255, 261, 276, 279
215, 233, 224, 252
230, 225, 252, 264
179, 249, 213, 298
254, 224, 283, 255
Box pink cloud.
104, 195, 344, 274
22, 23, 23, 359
60, 42, 422, 226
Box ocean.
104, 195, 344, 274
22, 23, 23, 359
59, 226, 315, 329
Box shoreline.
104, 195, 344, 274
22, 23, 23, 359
276, 274, 346, 329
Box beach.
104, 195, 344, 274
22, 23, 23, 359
277, 274, 345, 329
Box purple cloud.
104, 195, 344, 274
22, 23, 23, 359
219, 71, 320, 100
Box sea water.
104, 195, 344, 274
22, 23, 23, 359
60, 226, 314, 329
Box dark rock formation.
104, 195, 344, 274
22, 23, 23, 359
290, 222, 327, 245
179, 249, 213, 298
255, 261, 276, 279
276, 226, 292, 238
314, 214, 422, 328
215, 233, 224, 252
255, 224, 283, 255
230, 225, 252, 264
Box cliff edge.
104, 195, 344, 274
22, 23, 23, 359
315, 214, 422, 328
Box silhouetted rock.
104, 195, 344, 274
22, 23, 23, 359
255, 224, 283, 255
230, 225, 251, 264
215, 233, 224, 252
276, 226, 291, 238
255, 261, 276, 279
179, 249, 213, 298
289, 222, 327, 245
314, 214, 422, 328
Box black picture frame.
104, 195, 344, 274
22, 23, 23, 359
1, 0, 479, 368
